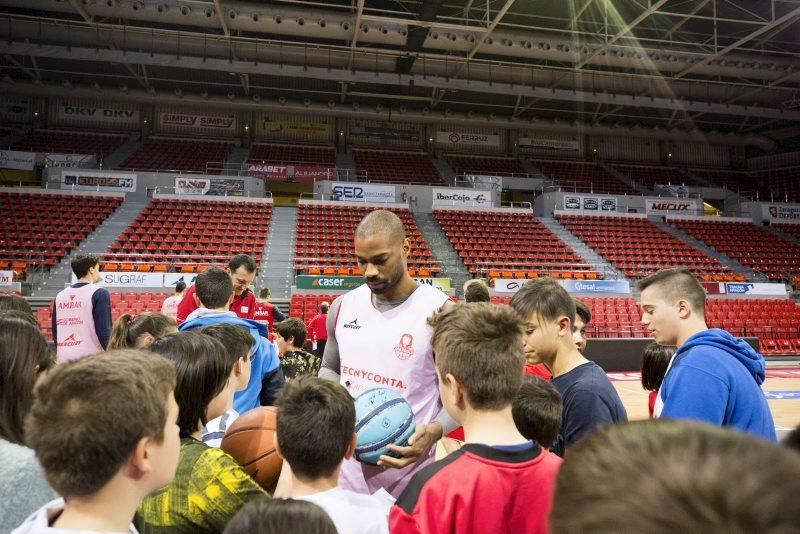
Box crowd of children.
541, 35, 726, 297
1, 214, 799, 532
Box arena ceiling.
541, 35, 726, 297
0, 0, 798, 143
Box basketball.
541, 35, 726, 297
221, 407, 282, 491
354, 387, 416, 465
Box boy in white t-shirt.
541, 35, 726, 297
276, 376, 392, 534
161, 281, 187, 320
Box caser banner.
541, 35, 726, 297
0, 150, 35, 170
762, 203, 800, 222
645, 198, 703, 216
160, 112, 237, 132
58, 104, 139, 125
432, 188, 492, 206
61, 170, 137, 192
331, 182, 395, 203
564, 194, 617, 212
436, 131, 500, 148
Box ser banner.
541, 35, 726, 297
331, 182, 396, 203
61, 170, 137, 192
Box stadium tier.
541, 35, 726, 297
774, 222, 800, 241
751, 166, 800, 203
118, 137, 235, 173
445, 155, 531, 177
688, 168, 768, 200
668, 218, 800, 282
532, 159, 639, 195
294, 203, 439, 275
11, 129, 127, 158
105, 197, 271, 272
612, 164, 700, 189
0, 191, 122, 278
352, 149, 446, 185
434, 209, 595, 279
556, 213, 731, 279
247, 142, 336, 166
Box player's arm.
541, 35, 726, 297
318, 296, 343, 382
92, 288, 113, 349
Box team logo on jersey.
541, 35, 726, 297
240, 306, 249, 313
394, 333, 414, 360
343, 319, 362, 330
59, 333, 83, 347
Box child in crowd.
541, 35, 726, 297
276, 376, 391, 534
137, 331, 265, 533
640, 342, 674, 418
224, 498, 336, 534
0, 316, 57, 532
108, 312, 177, 350
16, 349, 179, 533
390, 303, 562, 534
511, 376, 563, 450
274, 318, 322, 379
161, 281, 186, 320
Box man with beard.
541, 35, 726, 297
319, 210, 454, 498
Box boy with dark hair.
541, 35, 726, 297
51, 254, 112, 362
253, 287, 286, 334
510, 279, 626, 457
198, 324, 255, 447
390, 303, 562, 534
177, 254, 258, 324
550, 420, 800, 533
274, 318, 322, 379
512, 376, 563, 450
276, 376, 391, 534
638, 267, 776, 441
15, 350, 179, 533
572, 298, 591, 353
180, 267, 284, 412
161, 281, 186, 320
463, 279, 490, 303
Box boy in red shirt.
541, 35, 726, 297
177, 254, 258, 324
390, 303, 562, 534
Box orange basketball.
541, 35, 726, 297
221, 407, 282, 491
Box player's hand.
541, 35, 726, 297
378, 421, 443, 469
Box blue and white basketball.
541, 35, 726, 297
354, 388, 416, 465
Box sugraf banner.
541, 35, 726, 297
72, 272, 165, 288
61, 170, 137, 192
432, 188, 492, 206
564, 194, 617, 212
160, 112, 237, 132
495, 279, 631, 294
163, 273, 198, 287
45, 153, 96, 169
519, 137, 580, 151
0, 271, 13, 286
0, 150, 35, 170
58, 104, 139, 125
762, 203, 800, 222
645, 198, 703, 216
332, 182, 396, 203
436, 131, 500, 148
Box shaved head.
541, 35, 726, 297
355, 210, 406, 246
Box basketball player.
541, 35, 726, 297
319, 210, 455, 498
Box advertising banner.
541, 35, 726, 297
175, 177, 210, 195
564, 195, 617, 212
45, 153, 96, 169
414, 277, 452, 292
61, 170, 137, 192
350, 125, 420, 141
294, 166, 334, 182
296, 276, 364, 291
655, 184, 690, 199
724, 283, 787, 296
0, 271, 13, 286
58, 104, 139, 125
332, 182, 396, 203
72, 272, 165, 288
207, 178, 244, 197
432, 188, 492, 206
262, 119, 331, 137
246, 164, 288, 181
160, 112, 237, 132
436, 131, 500, 148
495, 279, 631, 294
762, 203, 800, 223
0, 97, 30, 119
163, 273, 198, 287
519, 137, 580, 151
0, 150, 35, 170
645, 198, 703, 216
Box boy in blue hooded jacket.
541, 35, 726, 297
638, 267, 776, 442
180, 267, 285, 413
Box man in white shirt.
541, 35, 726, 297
276, 376, 392, 534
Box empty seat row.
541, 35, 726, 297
533, 160, 639, 195
119, 138, 235, 174
352, 149, 446, 185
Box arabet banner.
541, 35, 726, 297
160, 112, 237, 132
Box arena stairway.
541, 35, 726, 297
101, 140, 141, 170
518, 157, 553, 182
430, 155, 456, 185
413, 213, 471, 297
651, 218, 766, 282
31, 198, 149, 298
537, 216, 627, 281
257, 205, 297, 300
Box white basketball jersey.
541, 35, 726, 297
335, 283, 449, 498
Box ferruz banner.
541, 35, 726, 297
762, 203, 800, 222
160, 112, 237, 132
436, 131, 500, 148
496, 278, 630, 294
331, 182, 395, 203
45, 153, 96, 169
0, 150, 35, 170
58, 104, 139, 125
518, 137, 580, 151
61, 170, 137, 192
432, 188, 492, 206
563, 195, 617, 212
645, 198, 703, 216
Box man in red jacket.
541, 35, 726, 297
306, 301, 329, 359
176, 254, 258, 324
